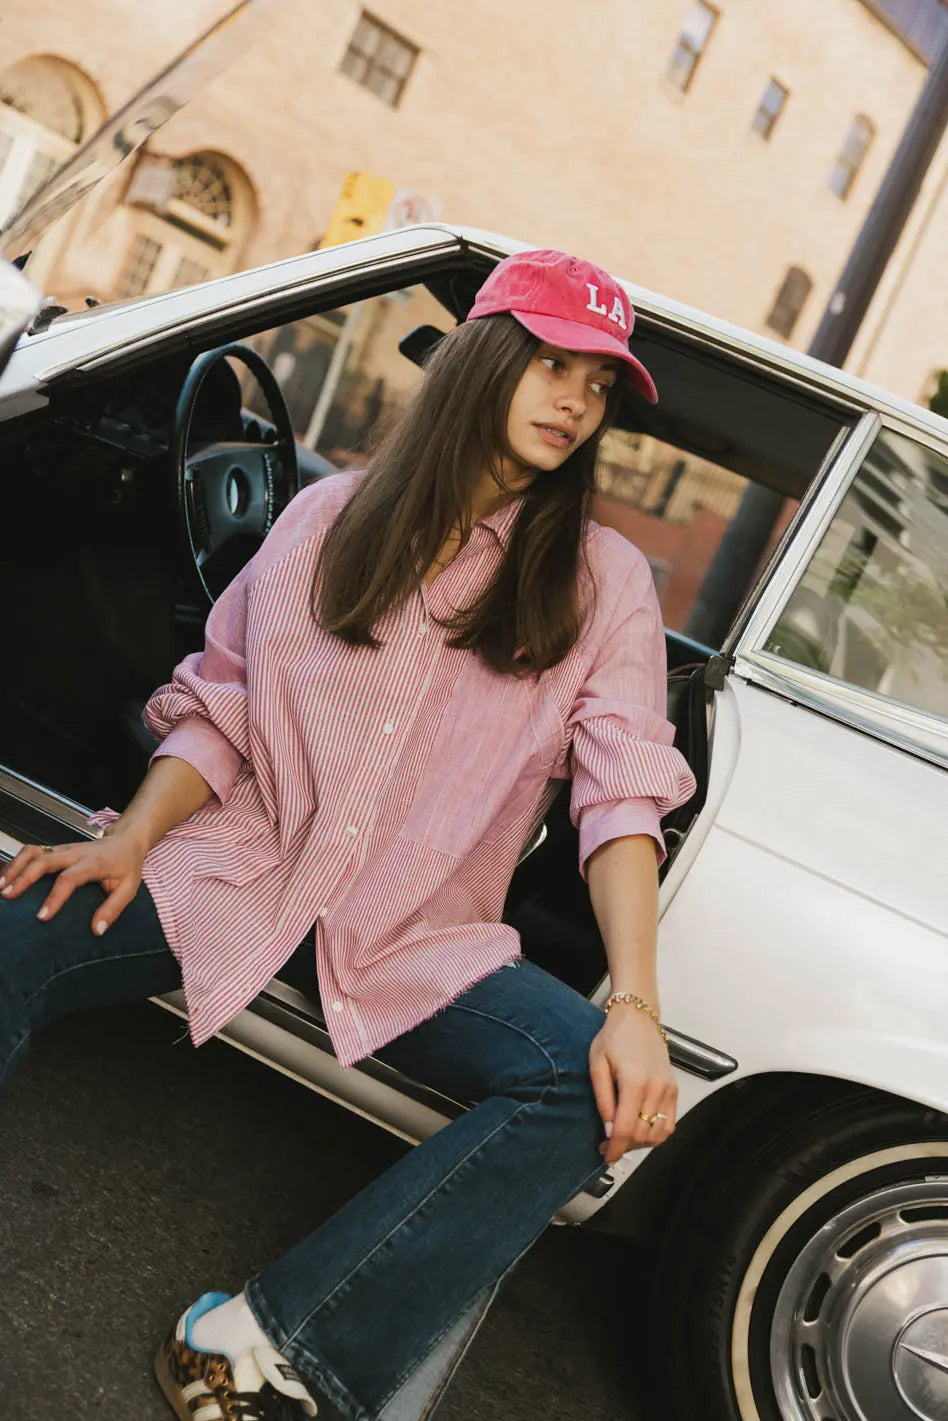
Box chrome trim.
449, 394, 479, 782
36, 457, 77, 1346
735, 652, 948, 769
256, 980, 466, 1119
591, 975, 737, 1079
659, 1027, 736, 1080
151, 989, 449, 1146
720, 418, 863, 659
0, 764, 99, 837
264, 977, 738, 1087
31, 227, 464, 380
729, 413, 883, 658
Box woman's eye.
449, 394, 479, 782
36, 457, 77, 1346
540, 354, 563, 372
591, 380, 614, 396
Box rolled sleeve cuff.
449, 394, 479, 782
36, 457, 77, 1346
149, 718, 244, 806
578, 797, 666, 880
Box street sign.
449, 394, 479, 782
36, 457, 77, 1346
319, 172, 395, 248
386, 189, 443, 229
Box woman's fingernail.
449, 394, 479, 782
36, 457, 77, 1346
0, 874, 6, 887
1, 885, 12, 896
604, 1121, 613, 1138
36, 906, 49, 920
94, 920, 108, 936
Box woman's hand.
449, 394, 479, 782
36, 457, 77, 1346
589, 1005, 678, 1164
0, 825, 149, 936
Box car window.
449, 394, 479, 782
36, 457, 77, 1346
240, 284, 455, 461
595, 426, 800, 636
588, 334, 848, 646
765, 426, 948, 719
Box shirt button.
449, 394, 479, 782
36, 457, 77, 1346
316, 907, 328, 919
345, 824, 359, 837
417, 623, 429, 636
331, 1000, 344, 1013
382, 721, 394, 735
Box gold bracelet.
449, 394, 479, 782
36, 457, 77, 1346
604, 992, 668, 1046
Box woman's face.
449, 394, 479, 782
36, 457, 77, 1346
502, 341, 619, 484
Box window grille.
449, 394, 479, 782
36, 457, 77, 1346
828, 115, 875, 200
752, 78, 789, 139
115, 232, 162, 299
666, 2, 719, 92
340, 11, 418, 107
766, 266, 813, 339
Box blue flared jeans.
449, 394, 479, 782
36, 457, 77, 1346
0, 878, 607, 1420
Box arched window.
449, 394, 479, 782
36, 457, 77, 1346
115, 149, 255, 300
766, 265, 812, 340
0, 55, 104, 229
829, 115, 875, 201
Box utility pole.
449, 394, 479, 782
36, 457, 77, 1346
684, 32, 948, 650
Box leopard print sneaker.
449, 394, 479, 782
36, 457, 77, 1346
155, 1291, 319, 1420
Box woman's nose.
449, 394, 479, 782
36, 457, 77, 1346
555, 379, 587, 416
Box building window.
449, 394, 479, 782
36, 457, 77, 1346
752, 78, 788, 139
829, 115, 874, 200
667, 2, 719, 92
172, 155, 233, 230
340, 12, 418, 107
0, 56, 103, 233
174, 254, 211, 289
115, 232, 162, 299
766, 265, 813, 339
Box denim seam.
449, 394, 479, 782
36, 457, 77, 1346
445, 1002, 561, 1089
373, 1141, 607, 1417
20, 947, 174, 1008
245, 1276, 369, 1421
415, 1280, 501, 1421
282, 1088, 549, 1350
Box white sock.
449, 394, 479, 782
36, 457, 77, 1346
190, 1291, 272, 1358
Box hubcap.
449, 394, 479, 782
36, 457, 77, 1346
770, 1179, 948, 1420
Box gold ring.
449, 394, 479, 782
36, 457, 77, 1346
41, 845, 55, 853
639, 1111, 669, 1126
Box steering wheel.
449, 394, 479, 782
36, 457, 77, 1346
171, 342, 300, 604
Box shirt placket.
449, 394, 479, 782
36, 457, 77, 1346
316, 584, 439, 1051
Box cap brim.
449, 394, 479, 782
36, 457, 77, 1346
510, 310, 658, 404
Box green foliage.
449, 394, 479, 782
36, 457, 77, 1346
929, 370, 948, 421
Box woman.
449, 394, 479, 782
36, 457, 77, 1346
0, 248, 696, 1421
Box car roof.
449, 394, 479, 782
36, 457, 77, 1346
2, 221, 947, 446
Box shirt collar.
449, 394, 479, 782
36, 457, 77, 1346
476, 492, 527, 548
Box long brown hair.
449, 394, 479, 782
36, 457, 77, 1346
312, 313, 621, 679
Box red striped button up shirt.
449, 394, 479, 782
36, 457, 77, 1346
90, 471, 695, 1067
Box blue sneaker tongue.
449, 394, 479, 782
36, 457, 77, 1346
184, 1291, 232, 1350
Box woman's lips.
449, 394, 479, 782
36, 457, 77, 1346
533, 424, 574, 449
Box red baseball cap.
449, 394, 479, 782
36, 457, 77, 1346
466, 248, 658, 404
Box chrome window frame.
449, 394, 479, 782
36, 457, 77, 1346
731, 409, 948, 770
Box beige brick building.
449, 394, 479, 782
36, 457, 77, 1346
1, 0, 946, 405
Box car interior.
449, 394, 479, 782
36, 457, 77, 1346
0, 252, 856, 1009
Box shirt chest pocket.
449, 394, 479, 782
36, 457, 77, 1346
399, 659, 566, 858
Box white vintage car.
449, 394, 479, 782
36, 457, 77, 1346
1, 105, 946, 1421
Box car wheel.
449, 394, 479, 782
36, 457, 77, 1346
654, 1090, 948, 1421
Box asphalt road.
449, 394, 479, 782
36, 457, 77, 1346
0, 1002, 655, 1420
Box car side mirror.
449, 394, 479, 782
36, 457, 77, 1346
398, 324, 447, 368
